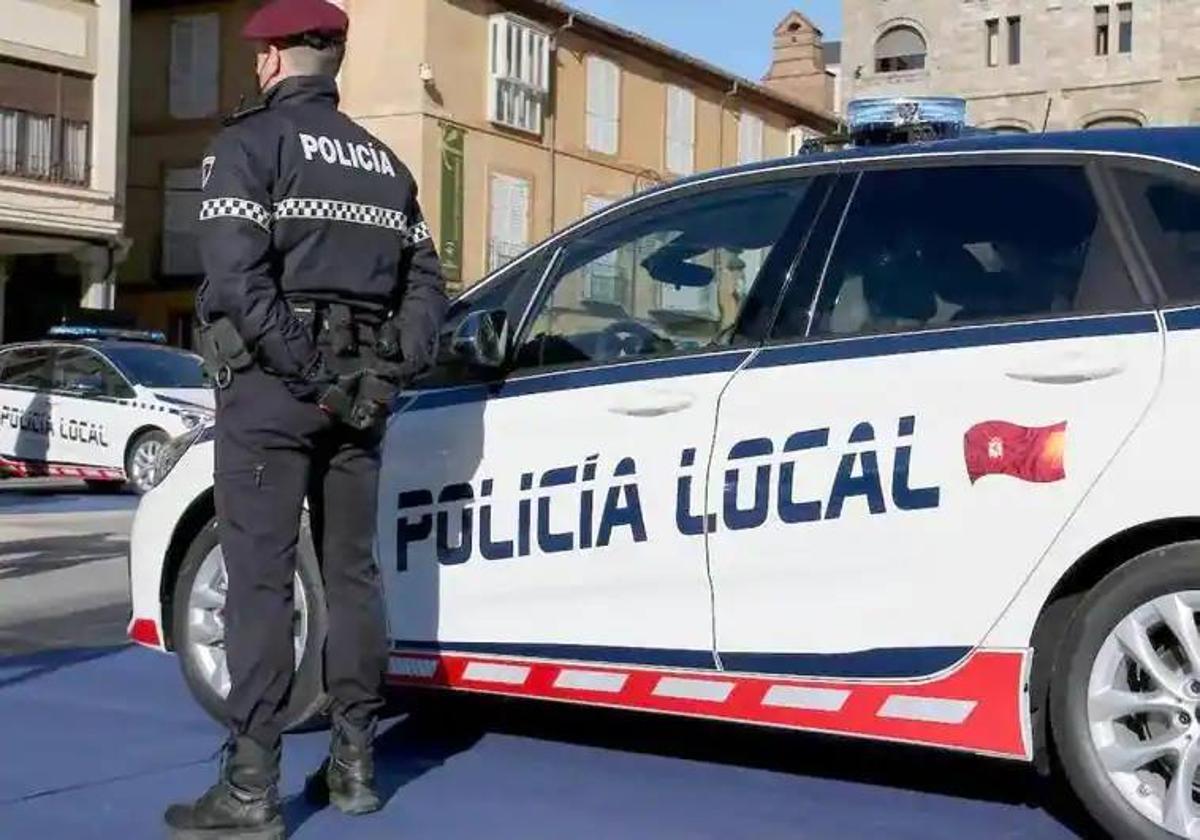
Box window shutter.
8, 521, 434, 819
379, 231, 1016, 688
170, 14, 219, 119
490, 173, 531, 271
168, 18, 193, 118
192, 14, 220, 118
739, 113, 764, 164
587, 57, 619, 154
666, 86, 695, 175
163, 167, 203, 275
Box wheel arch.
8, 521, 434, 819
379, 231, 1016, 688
159, 487, 216, 650
1027, 516, 1200, 773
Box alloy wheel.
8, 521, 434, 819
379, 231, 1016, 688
1088, 591, 1200, 838
185, 545, 310, 699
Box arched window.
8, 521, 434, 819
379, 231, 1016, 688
989, 124, 1030, 135
1085, 116, 1142, 130
875, 26, 927, 73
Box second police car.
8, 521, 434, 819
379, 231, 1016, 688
128, 100, 1200, 838
0, 327, 214, 493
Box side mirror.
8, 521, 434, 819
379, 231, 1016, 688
451, 309, 508, 369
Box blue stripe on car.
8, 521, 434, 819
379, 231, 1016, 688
404, 351, 752, 413
398, 312, 1159, 413
750, 312, 1159, 370
1162, 306, 1200, 330
391, 640, 973, 679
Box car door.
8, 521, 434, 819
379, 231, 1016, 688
0, 346, 56, 470
49, 346, 138, 470
379, 174, 822, 675
707, 158, 1163, 679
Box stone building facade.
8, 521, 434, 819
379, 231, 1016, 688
841, 0, 1200, 131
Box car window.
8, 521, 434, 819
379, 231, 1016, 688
515, 179, 812, 370
0, 347, 53, 389
1113, 167, 1200, 303
443, 249, 551, 335
102, 345, 208, 388
53, 348, 133, 398
779, 164, 1140, 341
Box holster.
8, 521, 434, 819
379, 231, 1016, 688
197, 317, 254, 389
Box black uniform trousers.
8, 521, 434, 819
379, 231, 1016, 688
215, 363, 388, 750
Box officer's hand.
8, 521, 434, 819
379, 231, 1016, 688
317, 374, 361, 424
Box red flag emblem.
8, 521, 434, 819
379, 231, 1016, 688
964, 421, 1067, 484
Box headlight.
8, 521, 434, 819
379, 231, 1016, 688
154, 424, 206, 488
179, 410, 211, 430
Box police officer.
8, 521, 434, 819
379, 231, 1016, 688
165, 0, 446, 836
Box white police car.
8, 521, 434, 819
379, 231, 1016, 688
128, 111, 1200, 838
0, 327, 213, 494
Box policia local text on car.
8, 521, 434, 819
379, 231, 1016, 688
165, 1, 448, 837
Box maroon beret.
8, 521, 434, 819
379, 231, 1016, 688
242, 0, 349, 41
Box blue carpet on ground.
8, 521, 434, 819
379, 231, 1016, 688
0, 645, 1085, 839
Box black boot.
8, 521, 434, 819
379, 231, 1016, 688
165, 736, 285, 840
305, 716, 381, 815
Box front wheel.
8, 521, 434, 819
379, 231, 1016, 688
126, 429, 169, 495
172, 518, 329, 732
1052, 543, 1200, 840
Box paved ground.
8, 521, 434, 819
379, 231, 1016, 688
0, 481, 1095, 839
0, 478, 137, 655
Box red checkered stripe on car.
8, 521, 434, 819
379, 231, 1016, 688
387, 648, 1030, 759
0, 455, 125, 482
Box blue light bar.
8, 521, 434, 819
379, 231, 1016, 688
846, 96, 968, 145
48, 325, 168, 344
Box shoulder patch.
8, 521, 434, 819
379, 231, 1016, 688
222, 100, 268, 126
201, 156, 215, 189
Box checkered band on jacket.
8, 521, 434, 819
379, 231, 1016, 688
405, 221, 431, 248
199, 198, 273, 231
274, 198, 410, 231
201, 196, 430, 247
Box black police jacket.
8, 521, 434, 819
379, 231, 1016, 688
196, 75, 447, 391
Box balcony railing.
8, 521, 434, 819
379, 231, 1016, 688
0, 109, 90, 187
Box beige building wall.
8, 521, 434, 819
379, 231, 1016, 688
0, 0, 130, 342
123, 0, 833, 336
842, 0, 1200, 131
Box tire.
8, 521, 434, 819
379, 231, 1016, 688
126, 429, 169, 495
172, 517, 329, 732
1051, 542, 1200, 840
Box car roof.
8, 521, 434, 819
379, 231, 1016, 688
1, 339, 195, 354
672, 126, 1200, 186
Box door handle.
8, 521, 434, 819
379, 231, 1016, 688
1005, 364, 1125, 385
608, 392, 695, 417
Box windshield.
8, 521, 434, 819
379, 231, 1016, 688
103, 345, 210, 388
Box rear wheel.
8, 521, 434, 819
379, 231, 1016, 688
172, 518, 329, 732
1052, 543, 1200, 839
126, 429, 169, 495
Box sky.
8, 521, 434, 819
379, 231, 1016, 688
564, 1, 842, 83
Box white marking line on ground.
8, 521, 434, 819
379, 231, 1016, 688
391, 657, 438, 679
462, 661, 531, 686
762, 685, 851, 712
877, 695, 977, 724
553, 669, 628, 693
653, 677, 734, 702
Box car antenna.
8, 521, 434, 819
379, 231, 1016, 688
1041, 98, 1053, 132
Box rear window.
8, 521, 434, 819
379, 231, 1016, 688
787, 163, 1141, 341
103, 346, 209, 388
1114, 167, 1200, 303
0, 347, 53, 389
